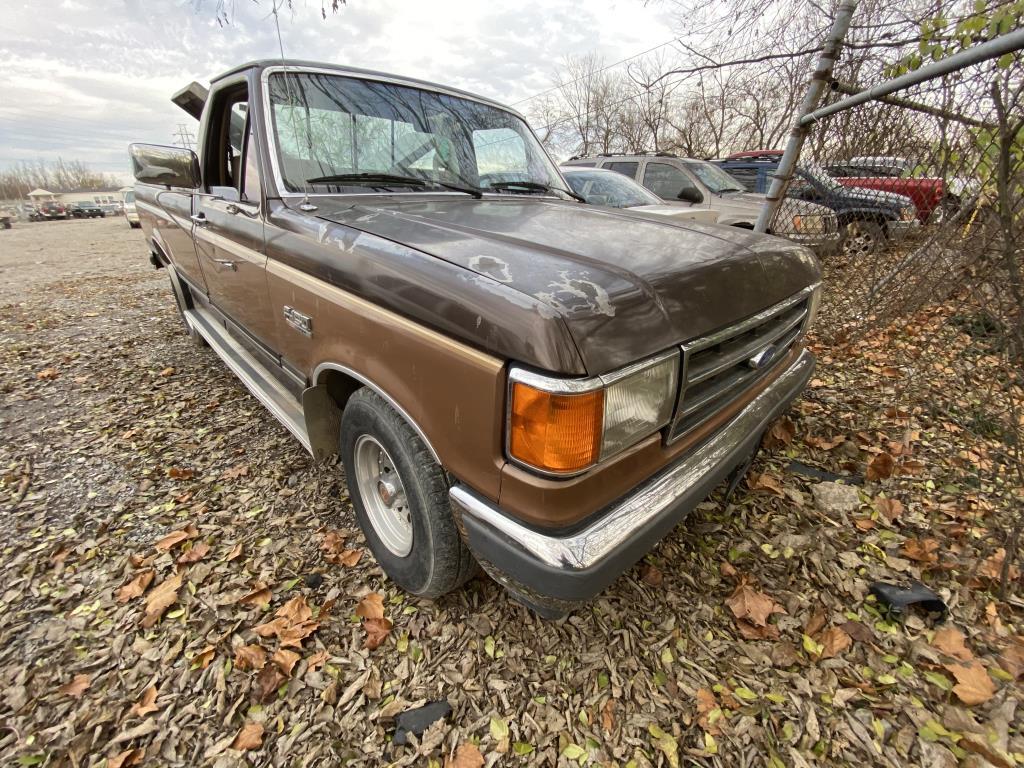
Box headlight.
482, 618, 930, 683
792, 214, 823, 234
508, 352, 679, 475
900, 206, 916, 222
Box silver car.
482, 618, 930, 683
563, 153, 841, 254
561, 166, 720, 225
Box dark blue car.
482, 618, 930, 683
714, 152, 919, 258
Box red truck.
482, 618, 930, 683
825, 157, 949, 224
725, 151, 950, 224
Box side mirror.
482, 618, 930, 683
129, 143, 201, 189
677, 186, 703, 204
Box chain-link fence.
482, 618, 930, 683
751, 22, 1024, 592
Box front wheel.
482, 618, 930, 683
340, 388, 477, 598
841, 220, 885, 259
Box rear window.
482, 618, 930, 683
604, 161, 639, 179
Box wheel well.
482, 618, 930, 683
731, 222, 754, 229
319, 368, 364, 413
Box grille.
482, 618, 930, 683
668, 290, 810, 441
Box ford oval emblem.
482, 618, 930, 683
748, 344, 777, 370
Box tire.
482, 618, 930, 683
340, 388, 477, 598
167, 268, 207, 347
841, 219, 885, 258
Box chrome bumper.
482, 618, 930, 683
450, 348, 815, 606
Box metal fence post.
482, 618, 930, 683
753, 0, 859, 233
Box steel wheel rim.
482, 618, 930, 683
842, 224, 876, 257
353, 434, 413, 557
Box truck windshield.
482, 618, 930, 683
267, 71, 571, 198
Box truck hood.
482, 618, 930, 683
833, 185, 913, 209
313, 197, 819, 374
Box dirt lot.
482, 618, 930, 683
0, 217, 1020, 767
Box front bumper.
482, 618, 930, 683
886, 219, 919, 239
787, 231, 841, 254
450, 348, 815, 610
125, 210, 140, 224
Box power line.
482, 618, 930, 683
172, 124, 196, 149
509, 36, 684, 107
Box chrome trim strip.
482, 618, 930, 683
682, 285, 816, 355
311, 362, 442, 465
686, 306, 807, 386
452, 348, 814, 571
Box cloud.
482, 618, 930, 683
0, 0, 674, 182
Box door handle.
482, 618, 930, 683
213, 259, 238, 271
190, 213, 208, 227
225, 203, 240, 215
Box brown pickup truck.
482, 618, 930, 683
130, 60, 821, 617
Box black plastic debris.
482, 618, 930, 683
392, 699, 452, 745
869, 580, 947, 618
787, 460, 864, 486
304, 573, 324, 589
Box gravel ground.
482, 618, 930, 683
0, 217, 1021, 768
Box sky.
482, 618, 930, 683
0, 0, 678, 184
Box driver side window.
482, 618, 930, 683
644, 163, 700, 200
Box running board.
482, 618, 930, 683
184, 307, 312, 453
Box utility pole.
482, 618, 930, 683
172, 124, 196, 149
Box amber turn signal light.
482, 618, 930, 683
509, 382, 604, 473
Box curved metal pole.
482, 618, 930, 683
754, 0, 858, 233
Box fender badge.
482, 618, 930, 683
748, 344, 777, 370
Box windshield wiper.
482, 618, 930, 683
487, 180, 586, 203
305, 173, 482, 199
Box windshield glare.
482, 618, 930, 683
684, 161, 746, 193
563, 169, 662, 208
268, 72, 568, 196
802, 163, 843, 190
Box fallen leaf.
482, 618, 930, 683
154, 524, 198, 551
277, 595, 313, 625
159, 366, 175, 377
231, 721, 264, 751
648, 723, 680, 768
141, 571, 183, 628
338, 549, 362, 567
932, 627, 973, 661
166, 467, 194, 480
945, 661, 996, 705
766, 416, 796, 448
130, 685, 159, 717
355, 592, 385, 620
804, 607, 827, 638
725, 582, 785, 628
902, 538, 940, 564
272, 649, 301, 676
446, 743, 484, 768
36, 367, 60, 380
234, 645, 267, 671
238, 582, 272, 607
866, 452, 895, 481
979, 548, 1021, 581
192, 645, 215, 670
177, 541, 210, 565
601, 698, 615, 732
307, 650, 329, 670
106, 748, 143, 768
225, 542, 244, 561
58, 673, 91, 698
695, 688, 722, 735
116, 570, 154, 603
221, 464, 249, 480
748, 471, 784, 496
640, 562, 663, 586
819, 626, 852, 659
363, 617, 393, 650
875, 497, 904, 521
254, 665, 287, 703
